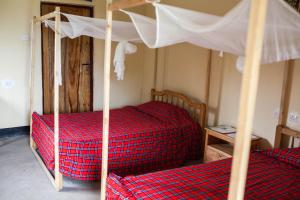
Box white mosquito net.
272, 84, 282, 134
44, 13, 141, 41
123, 0, 300, 70
43, 0, 300, 83
43, 13, 141, 83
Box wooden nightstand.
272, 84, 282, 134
204, 127, 261, 163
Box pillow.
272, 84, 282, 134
137, 101, 192, 124
261, 147, 300, 168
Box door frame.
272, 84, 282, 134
41, 2, 94, 113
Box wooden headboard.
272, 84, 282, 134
274, 125, 300, 148
151, 89, 207, 129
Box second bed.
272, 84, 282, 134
107, 147, 300, 199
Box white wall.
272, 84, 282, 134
0, 0, 39, 128
0, 0, 146, 129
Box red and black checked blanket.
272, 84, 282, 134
107, 148, 300, 200
32, 101, 202, 180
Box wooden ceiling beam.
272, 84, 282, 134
109, 0, 158, 11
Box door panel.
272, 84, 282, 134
41, 3, 93, 114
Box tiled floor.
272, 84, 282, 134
0, 135, 100, 200
0, 134, 202, 200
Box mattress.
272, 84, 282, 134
107, 147, 300, 200
32, 101, 202, 180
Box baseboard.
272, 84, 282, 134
0, 126, 29, 138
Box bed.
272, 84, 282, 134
106, 147, 300, 200
31, 89, 206, 180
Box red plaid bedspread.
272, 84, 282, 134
107, 148, 300, 200
32, 101, 202, 180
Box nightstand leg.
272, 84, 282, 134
204, 130, 209, 163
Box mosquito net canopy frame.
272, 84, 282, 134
29, 5, 145, 193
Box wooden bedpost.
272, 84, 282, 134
205, 50, 212, 106
29, 17, 37, 149
54, 7, 63, 191
228, 0, 268, 200
100, 1, 113, 199
101, 2, 158, 199
154, 48, 159, 90
205, 49, 213, 125
274, 60, 294, 148
30, 11, 63, 191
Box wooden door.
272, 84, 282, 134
41, 3, 93, 114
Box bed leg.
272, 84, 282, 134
203, 129, 209, 163
30, 139, 37, 150
55, 172, 63, 191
